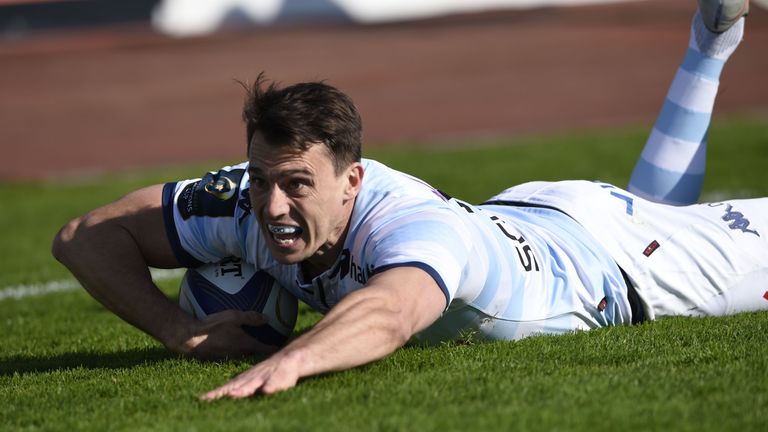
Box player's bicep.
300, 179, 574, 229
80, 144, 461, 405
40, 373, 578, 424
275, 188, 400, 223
368, 212, 471, 307
109, 184, 181, 268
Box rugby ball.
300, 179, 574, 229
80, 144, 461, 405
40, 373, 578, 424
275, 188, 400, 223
178, 258, 298, 346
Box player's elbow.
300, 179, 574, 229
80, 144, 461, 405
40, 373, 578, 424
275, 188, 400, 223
52, 210, 107, 266
375, 313, 413, 349
352, 294, 414, 348
52, 215, 86, 265
386, 310, 414, 347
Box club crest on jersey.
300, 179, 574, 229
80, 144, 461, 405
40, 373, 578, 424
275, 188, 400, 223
204, 176, 237, 201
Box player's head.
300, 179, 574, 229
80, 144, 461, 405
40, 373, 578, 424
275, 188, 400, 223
242, 75, 364, 269
242, 73, 362, 175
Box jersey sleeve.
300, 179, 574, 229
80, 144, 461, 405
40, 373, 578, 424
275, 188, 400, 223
365, 204, 472, 308
161, 163, 251, 267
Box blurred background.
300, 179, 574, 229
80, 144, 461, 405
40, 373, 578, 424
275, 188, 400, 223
0, 0, 766, 179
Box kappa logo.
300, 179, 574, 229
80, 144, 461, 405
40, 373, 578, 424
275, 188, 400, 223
238, 188, 252, 224
709, 203, 760, 237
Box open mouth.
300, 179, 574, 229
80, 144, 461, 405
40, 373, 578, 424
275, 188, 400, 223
267, 223, 304, 247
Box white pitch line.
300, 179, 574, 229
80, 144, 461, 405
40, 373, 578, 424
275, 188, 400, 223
0, 279, 79, 301
0, 268, 186, 301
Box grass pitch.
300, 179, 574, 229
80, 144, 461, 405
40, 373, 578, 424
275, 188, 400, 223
1, 116, 767, 431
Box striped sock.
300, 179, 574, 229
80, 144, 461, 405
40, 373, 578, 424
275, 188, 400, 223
627, 11, 743, 205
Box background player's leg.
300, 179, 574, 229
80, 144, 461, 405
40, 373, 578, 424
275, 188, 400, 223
628, 2, 747, 205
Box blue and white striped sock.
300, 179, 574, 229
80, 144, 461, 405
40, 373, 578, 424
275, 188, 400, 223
627, 11, 743, 205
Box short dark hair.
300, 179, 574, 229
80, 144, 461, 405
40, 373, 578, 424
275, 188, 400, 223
241, 73, 363, 174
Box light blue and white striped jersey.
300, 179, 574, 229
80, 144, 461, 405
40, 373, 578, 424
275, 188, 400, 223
162, 158, 632, 342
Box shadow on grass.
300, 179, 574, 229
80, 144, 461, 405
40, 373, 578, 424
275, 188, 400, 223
0, 347, 176, 376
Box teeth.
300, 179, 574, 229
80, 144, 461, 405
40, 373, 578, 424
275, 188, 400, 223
275, 237, 296, 246
268, 224, 300, 235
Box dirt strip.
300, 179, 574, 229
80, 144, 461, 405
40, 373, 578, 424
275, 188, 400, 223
0, 0, 765, 179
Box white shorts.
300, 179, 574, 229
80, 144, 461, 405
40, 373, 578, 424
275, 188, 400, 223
488, 181, 768, 320
624, 198, 768, 318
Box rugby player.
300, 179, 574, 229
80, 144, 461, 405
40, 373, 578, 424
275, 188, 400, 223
52, 0, 764, 400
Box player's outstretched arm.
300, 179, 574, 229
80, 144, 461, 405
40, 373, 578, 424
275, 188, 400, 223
52, 185, 268, 359
200, 266, 446, 399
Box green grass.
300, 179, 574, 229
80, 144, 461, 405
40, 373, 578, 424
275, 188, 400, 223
1, 116, 767, 431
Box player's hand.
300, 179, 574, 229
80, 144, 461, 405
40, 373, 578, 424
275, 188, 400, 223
178, 310, 278, 360
199, 350, 306, 400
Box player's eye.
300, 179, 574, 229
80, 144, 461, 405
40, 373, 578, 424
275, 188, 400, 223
285, 178, 309, 195
250, 176, 267, 191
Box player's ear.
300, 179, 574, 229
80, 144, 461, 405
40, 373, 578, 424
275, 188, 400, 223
343, 162, 364, 200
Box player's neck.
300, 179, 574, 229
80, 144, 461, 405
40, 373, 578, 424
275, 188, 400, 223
302, 238, 345, 280
302, 203, 354, 280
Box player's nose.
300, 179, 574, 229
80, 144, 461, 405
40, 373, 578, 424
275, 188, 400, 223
264, 185, 290, 218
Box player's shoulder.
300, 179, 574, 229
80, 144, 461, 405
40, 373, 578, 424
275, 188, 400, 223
352, 159, 469, 241
360, 158, 449, 201
174, 162, 251, 221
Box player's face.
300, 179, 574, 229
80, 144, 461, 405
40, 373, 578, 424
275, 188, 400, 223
248, 133, 363, 271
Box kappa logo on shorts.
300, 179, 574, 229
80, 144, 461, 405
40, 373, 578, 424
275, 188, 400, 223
709, 203, 760, 237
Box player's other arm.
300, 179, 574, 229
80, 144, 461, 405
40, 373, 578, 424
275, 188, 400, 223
51, 184, 266, 358
201, 265, 446, 399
